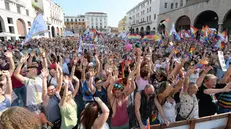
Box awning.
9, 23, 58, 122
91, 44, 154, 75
0, 32, 17, 37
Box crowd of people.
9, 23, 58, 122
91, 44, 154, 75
0, 35, 231, 129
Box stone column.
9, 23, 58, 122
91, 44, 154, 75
218, 22, 223, 33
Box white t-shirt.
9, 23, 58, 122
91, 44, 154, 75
23, 75, 43, 106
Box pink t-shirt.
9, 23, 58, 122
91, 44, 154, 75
135, 77, 149, 91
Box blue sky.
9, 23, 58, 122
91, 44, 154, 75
53, 0, 142, 27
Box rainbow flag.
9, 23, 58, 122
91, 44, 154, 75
153, 35, 160, 41
214, 40, 226, 49
147, 118, 150, 129
174, 49, 179, 54
196, 59, 208, 69
143, 35, 154, 41
151, 113, 157, 123
190, 26, 198, 38
201, 26, 205, 37
200, 59, 209, 65
205, 25, 212, 35
222, 30, 228, 43
128, 34, 141, 40
190, 47, 195, 55
221, 42, 226, 49
184, 30, 191, 38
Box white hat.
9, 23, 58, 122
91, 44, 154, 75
88, 62, 94, 67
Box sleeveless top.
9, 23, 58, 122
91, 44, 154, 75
140, 90, 155, 120
158, 98, 176, 123
111, 98, 129, 126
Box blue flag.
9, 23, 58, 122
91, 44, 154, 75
22, 13, 47, 44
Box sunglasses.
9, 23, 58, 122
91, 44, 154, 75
114, 83, 124, 90
96, 81, 103, 85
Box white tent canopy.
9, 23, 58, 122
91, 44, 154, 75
0, 32, 16, 37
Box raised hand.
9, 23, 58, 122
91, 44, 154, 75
2, 70, 10, 78
129, 70, 135, 81
164, 119, 170, 126
186, 68, 195, 77
20, 55, 29, 64
73, 57, 78, 65
204, 66, 213, 73
41, 51, 46, 58
4, 51, 13, 58
137, 56, 143, 63
110, 75, 115, 84
95, 50, 100, 58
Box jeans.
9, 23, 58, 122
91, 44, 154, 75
11, 86, 26, 107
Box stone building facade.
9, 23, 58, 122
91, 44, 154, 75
158, 0, 231, 35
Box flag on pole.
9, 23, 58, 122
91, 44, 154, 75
170, 23, 180, 41
22, 13, 47, 44
94, 35, 98, 43
190, 26, 198, 38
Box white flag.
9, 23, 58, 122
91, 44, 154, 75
23, 14, 47, 44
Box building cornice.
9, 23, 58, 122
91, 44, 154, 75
126, 0, 149, 15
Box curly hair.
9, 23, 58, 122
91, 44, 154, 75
0, 107, 41, 129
